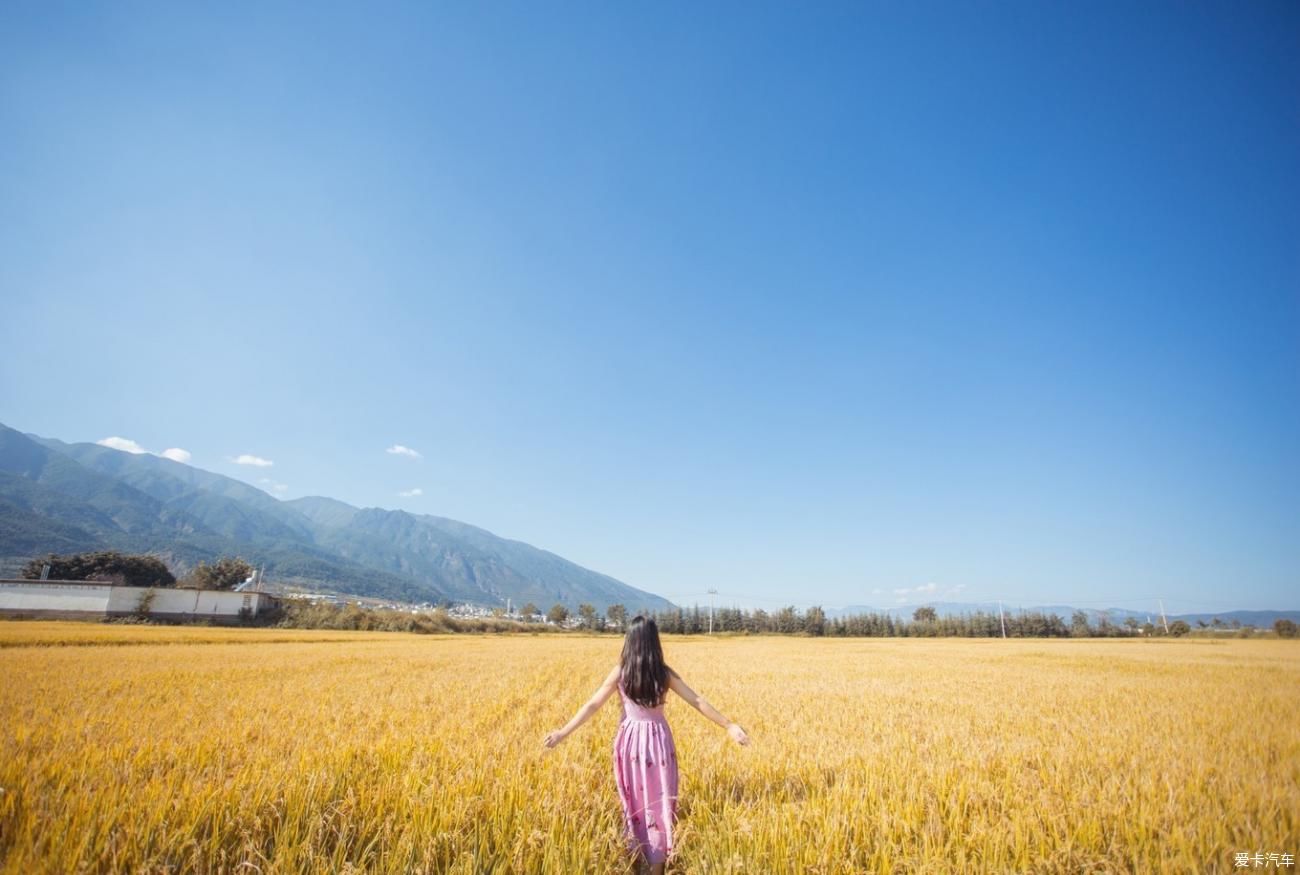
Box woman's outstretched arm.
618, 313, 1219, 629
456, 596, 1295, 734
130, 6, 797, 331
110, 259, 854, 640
667, 671, 750, 745
542, 665, 620, 749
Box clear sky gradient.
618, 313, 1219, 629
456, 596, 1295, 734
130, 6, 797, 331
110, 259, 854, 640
2, 3, 1296, 613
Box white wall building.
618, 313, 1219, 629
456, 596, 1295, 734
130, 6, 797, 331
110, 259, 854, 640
0, 579, 279, 623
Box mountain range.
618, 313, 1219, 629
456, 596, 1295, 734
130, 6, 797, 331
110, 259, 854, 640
0, 423, 673, 612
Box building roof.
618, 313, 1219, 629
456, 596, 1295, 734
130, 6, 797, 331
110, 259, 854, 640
0, 578, 117, 586
0, 579, 276, 596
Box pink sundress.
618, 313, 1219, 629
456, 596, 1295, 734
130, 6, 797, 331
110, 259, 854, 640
613, 680, 679, 865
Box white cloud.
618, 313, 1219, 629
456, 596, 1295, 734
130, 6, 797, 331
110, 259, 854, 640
97, 436, 195, 465
97, 436, 148, 454
258, 478, 289, 495
386, 444, 422, 459
398, 487, 424, 498
232, 454, 273, 467
889, 579, 972, 600
892, 582, 942, 603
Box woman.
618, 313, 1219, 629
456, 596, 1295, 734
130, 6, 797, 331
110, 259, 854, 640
542, 616, 750, 874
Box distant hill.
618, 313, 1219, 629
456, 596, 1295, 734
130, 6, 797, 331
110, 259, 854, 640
0, 422, 673, 612
285, 499, 656, 608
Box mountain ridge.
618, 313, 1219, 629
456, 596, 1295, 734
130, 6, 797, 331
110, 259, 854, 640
0, 423, 672, 612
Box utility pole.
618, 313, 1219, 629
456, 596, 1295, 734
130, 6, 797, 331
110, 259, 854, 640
708, 588, 718, 634
1158, 599, 1170, 635
998, 600, 1007, 639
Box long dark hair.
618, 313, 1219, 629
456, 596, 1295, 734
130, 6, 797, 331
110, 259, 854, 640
620, 616, 669, 708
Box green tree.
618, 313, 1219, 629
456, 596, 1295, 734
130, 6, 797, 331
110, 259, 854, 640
519, 602, 539, 619
775, 606, 800, 634
913, 606, 937, 624
21, 551, 175, 588
687, 605, 703, 634
1168, 619, 1190, 638
1071, 610, 1093, 638
187, 557, 254, 590
135, 588, 157, 618
805, 606, 826, 636
547, 604, 569, 625
606, 603, 628, 628
1274, 618, 1297, 639
577, 603, 597, 630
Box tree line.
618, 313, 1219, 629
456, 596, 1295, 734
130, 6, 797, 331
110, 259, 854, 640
22, 552, 254, 590
522, 601, 1290, 638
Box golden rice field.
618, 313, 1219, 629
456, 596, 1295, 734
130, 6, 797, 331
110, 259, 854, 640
0, 622, 1296, 874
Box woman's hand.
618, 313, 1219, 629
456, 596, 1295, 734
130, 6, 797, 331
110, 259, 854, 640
542, 729, 567, 749
727, 723, 750, 746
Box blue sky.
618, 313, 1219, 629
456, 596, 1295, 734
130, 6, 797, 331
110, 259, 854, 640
2, 3, 1296, 613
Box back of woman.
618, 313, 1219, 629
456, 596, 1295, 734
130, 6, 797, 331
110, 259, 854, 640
618, 677, 668, 723
543, 616, 750, 874
613, 619, 679, 867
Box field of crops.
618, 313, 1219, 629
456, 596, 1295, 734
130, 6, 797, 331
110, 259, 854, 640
0, 622, 1295, 873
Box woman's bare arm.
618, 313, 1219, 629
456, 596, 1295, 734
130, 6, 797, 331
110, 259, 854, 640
542, 665, 620, 749
667, 671, 750, 745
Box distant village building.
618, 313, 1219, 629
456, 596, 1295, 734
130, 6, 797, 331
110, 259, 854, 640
0, 579, 279, 623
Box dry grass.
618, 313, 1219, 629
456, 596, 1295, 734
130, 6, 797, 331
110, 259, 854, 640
0, 623, 1295, 873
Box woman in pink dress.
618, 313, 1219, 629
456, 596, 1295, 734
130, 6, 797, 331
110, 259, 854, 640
543, 616, 750, 874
